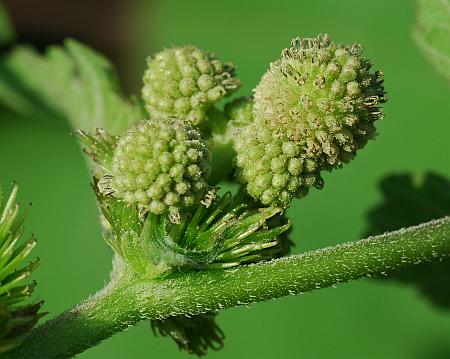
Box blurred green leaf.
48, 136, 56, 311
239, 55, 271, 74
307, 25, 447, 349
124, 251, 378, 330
0, 3, 14, 46
0, 40, 141, 134
414, 0, 450, 83
365, 172, 450, 309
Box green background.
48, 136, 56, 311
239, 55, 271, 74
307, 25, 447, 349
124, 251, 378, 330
1, 0, 450, 358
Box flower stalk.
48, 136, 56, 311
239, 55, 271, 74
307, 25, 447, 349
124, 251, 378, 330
3, 217, 449, 359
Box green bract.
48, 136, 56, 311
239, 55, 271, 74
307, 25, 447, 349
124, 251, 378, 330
76, 128, 119, 179
0, 185, 43, 353
142, 46, 241, 125
236, 34, 386, 208
105, 118, 211, 219
99, 191, 291, 278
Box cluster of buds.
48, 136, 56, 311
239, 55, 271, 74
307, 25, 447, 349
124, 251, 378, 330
79, 34, 386, 270
74, 34, 388, 282
76, 35, 385, 355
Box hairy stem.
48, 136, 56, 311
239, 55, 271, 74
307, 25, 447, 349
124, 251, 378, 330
3, 217, 449, 359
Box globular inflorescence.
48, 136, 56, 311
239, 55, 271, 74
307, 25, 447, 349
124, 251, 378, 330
142, 46, 241, 126
106, 117, 211, 218
235, 34, 386, 208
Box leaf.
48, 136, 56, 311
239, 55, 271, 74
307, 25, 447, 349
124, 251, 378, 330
0, 39, 141, 135
0, 3, 14, 46
364, 172, 450, 309
414, 0, 450, 83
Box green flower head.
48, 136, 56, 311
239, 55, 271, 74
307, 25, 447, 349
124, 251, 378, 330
142, 46, 241, 125
236, 34, 386, 208
105, 118, 211, 218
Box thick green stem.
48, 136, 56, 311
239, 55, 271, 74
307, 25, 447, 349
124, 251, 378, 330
3, 217, 450, 359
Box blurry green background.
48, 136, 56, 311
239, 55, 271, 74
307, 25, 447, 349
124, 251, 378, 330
1, 0, 450, 358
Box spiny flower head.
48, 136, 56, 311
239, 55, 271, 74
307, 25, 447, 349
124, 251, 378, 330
236, 34, 386, 208
142, 46, 241, 125
254, 33, 386, 166
107, 118, 211, 218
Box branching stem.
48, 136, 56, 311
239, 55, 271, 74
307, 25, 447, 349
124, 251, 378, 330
3, 217, 449, 359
